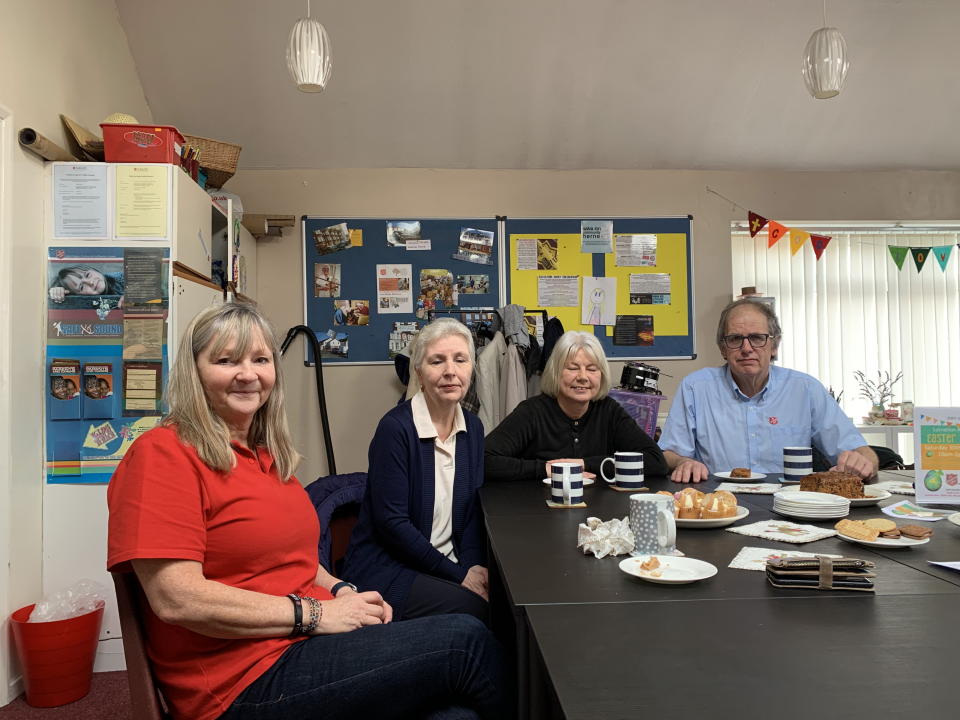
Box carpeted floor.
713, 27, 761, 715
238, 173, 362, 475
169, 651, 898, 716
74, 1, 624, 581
0, 671, 132, 719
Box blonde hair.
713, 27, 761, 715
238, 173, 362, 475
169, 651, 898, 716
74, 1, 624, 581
164, 302, 301, 480
540, 331, 611, 400
411, 317, 476, 370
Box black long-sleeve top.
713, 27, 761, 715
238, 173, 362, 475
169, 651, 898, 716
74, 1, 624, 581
483, 393, 668, 482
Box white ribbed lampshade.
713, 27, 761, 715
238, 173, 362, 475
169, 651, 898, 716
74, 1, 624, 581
801, 26, 849, 99
286, 17, 332, 93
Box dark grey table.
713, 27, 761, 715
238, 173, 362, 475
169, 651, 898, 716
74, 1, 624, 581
481, 477, 960, 719
526, 595, 958, 719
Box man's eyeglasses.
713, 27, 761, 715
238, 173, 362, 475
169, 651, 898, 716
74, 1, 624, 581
722, 333, 773, 349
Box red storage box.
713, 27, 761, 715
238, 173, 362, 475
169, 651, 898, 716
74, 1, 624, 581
608, 388, 666, 439
100, 123, 184, 164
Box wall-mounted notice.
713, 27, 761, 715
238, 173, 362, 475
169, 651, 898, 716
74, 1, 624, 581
581, 220, 613, 254
629, 273, 672, 304
376, 264, 412, 314
537, 275, 579, 307
53, 163, 108, 238
115, 164, 169, 238
616, 234, 657, 267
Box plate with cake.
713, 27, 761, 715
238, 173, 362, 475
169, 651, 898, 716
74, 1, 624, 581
715, 468, 766, 481
779, 484, 892, 507
676, 505, 750, 529
834, 518, 932, 547
619, 555, 718, 584
660, 488, 747, 527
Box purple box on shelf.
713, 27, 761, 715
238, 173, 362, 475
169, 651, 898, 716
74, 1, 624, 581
608, 388, 665, 439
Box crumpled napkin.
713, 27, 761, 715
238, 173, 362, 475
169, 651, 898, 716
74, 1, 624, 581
577, 516, 635, 558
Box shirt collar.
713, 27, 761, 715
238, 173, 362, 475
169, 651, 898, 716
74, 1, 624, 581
231, 441, 276, 472
411, 391, 466, 440
723, 364, 774, 401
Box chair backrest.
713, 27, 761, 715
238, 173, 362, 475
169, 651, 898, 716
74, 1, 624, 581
305, 471, 367, 572
111, 572, 171, 720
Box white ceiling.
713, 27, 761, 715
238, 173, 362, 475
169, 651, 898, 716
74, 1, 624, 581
115, 0, 960, 172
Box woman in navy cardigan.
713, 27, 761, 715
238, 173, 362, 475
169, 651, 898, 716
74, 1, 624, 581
343, 318, 488, 621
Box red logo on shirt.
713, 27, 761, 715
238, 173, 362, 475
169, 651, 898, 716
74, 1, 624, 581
769, 417, 779, 425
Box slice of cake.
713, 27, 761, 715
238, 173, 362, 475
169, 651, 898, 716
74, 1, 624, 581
799, 471, 864, 498
730, 467, 752, 478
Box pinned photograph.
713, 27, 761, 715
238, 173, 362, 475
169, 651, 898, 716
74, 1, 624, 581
333, 300, 370, 326
452, 227, 494, 265
319, 329, 349, 358
48, 261, 124, 308
313, 222, 351, 255
419, 268, 455, 308
314, 263, 342, 297
537, 238, 559, 270
456, 274, 490, 294
388, 321, 420, 358
386, 220, 422, 247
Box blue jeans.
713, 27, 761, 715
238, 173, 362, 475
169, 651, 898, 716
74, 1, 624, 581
220, 614, 507, 720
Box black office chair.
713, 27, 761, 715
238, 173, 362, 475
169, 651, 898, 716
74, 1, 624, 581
111, 572, 171, 720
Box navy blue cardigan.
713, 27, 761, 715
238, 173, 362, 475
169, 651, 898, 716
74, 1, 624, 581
341, 400, 486, 617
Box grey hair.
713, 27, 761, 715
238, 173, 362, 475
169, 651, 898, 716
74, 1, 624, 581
411, 317, 476, 370
716, 299, 782, 359
540, 331, 611, 400
164, 302, 301, 481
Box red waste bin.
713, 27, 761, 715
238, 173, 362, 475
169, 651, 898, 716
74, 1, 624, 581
10, 603, 104, 707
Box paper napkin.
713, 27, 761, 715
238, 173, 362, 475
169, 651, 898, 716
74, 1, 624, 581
726, 520, 837, 544
729, 546, 843, 571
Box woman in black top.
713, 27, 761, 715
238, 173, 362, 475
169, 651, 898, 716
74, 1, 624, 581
484, 331, 667, 482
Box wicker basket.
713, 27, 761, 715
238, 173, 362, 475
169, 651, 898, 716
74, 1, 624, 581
181, 134, 242, 189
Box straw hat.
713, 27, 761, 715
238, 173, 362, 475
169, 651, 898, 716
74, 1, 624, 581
102, 112, 139, 125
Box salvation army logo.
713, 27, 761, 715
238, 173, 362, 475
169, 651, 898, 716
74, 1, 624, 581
768, 417, 779, 425
56, 249, 66, 258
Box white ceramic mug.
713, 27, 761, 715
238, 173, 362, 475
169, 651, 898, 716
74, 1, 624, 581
600, 451, 645, 489
783, 446, 813, 482
629, 493, 676, 554
550, 462, 584, 505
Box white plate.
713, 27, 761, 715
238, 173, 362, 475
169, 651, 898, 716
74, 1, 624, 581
676, 505, 750, 529
837, 533, 931, 548
949, 512, 960, 528
714, 471, 767, 481
776, 486, 891, 507
619, 555, 718, 584
772, 508, 850, 521
542, 476, 595, 486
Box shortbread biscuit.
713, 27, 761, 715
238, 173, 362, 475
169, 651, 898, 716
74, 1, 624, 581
863, 518, 897, 532
835, 519, 879, 541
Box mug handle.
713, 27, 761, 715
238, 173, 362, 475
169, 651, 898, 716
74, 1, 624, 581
600, 456, 616, 483
657, 503, 676, 551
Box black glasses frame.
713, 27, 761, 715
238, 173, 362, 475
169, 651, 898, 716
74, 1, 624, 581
722, 333, 773, 349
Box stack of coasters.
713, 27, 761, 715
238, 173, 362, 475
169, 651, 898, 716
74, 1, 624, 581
766, 556, 875, 592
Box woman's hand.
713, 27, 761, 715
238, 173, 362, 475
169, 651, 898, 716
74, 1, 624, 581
49, 287, 66, 303
313, 590, 392, 634
545, 458, 596, 480
461, 565, 489, 601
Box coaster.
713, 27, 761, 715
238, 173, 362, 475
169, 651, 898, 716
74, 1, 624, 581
546, 500, 587, 509
726, 520, 837, 544
609, 485, 648, 493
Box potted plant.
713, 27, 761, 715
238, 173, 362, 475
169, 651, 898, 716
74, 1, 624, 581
853, 370, 903, 423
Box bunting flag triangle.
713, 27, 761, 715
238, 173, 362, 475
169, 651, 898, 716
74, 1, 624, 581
748, 211, 768, 237
810, 234, 832, 260
788, 229, 810, 256
910, 247, 931, 273
934, 244, 953, 271
888, 245, 909, 270
768, 220, 787, 248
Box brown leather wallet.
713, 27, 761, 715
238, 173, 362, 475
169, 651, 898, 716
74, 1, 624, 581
766, 556, 875, 592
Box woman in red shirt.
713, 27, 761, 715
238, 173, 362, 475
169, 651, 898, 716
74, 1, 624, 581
108, 302, 503, 720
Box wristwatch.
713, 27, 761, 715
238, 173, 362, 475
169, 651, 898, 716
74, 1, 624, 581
330, 581, 358, 596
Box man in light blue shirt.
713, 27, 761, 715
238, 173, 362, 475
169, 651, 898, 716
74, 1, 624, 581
660, 299, 877, 483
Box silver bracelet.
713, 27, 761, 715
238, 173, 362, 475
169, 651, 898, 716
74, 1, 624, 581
301, 596, 321, 635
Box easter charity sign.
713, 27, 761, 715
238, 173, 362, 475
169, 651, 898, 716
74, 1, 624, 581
914, 407, 960, 504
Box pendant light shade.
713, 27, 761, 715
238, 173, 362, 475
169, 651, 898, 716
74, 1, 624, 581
801, 26, 849, 99
286, 13, 332, 93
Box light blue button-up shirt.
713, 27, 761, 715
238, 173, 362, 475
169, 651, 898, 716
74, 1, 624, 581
659, 365, 866, 475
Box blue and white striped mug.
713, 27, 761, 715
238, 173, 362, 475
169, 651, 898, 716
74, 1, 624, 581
783, 446, 813, 482
600, 451, 645, 489
550, 462, 584, 505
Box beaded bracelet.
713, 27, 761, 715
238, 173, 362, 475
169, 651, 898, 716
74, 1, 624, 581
286, 593, 303, 637
302, 596, 322, 635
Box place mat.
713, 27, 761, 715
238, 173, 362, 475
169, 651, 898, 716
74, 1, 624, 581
882, 500, 955, 522
726, 520, 837, 544
729, 546, 843, 571
608, 485, 649, 493
546, 500, 587, 509
873, 480, 915, 495
717, 482, 783, 494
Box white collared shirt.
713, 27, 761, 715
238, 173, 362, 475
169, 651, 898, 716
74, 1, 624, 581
411, 391, 466, 561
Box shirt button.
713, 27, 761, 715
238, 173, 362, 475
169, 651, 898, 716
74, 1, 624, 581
574, 438, 579, 443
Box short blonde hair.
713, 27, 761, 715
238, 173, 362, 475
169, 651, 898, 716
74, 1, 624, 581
411, 317, 475, 370
164, 302, 301, 481
540, 331, 611, 400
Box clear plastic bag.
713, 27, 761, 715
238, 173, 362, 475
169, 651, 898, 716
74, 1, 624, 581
27, 579, 108, 622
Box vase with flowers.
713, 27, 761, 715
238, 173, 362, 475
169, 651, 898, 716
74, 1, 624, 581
853, 370, 903, 424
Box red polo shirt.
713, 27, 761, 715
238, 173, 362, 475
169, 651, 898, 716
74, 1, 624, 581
108, 425, 332, 720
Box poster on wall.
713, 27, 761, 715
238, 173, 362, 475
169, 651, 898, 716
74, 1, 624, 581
914, 407, 960, 505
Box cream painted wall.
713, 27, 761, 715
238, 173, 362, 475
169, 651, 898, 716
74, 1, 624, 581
226, 168, 960, 486
0, 0, 151, 704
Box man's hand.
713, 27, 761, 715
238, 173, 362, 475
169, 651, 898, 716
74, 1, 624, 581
671, 459, 709, 483
832, 448, 878, 480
